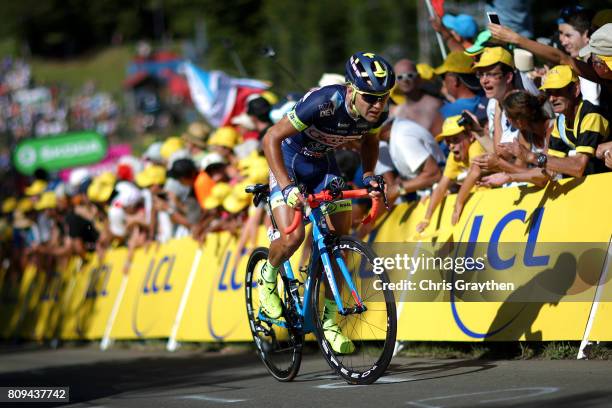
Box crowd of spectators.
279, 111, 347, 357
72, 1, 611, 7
1, 4, 611, 281
0, 58, 120, 144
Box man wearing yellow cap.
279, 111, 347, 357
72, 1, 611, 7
434, 51, 487, 136
534, 65, 610, 176
416, 115, 487, 233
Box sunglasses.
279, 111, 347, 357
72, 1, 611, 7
397, 72, 419, 81
355, 89, 390, 104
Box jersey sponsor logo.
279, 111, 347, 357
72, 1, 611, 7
305, 127, 362, 147
319, 102, 335, 117
338, 123, 350, 128
318, 91, 343, 118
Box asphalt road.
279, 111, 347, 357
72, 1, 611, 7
1, 344, 611, 407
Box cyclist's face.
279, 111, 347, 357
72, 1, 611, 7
352, 89, 389, 123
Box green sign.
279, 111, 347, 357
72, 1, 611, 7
12, 132, 108, 175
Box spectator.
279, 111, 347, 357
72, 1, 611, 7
515, 66, 609, 177
65, 169, 98, 259
434, 51, 487, 120
472, 47, 520, 150
164, 158, 201, 237
478, 90, 554, 188
375, 118, 444, 204
557, 6, 595, 59
430, 13, 479, 52
489, 22, 612, 115
416, 115, 487, 233
391, 59, 443, 135
181, 121, 211, 156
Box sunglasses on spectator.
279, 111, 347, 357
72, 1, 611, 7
397, 72, 419, 81
353, 88, 390, 104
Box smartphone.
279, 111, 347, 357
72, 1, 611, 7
487, 12, 501, 25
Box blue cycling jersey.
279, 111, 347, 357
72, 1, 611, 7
270, 85, 388, 199
284, 85, 388, 158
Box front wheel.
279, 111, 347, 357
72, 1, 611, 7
245, 247, 303, 381
311, 237, 397, 385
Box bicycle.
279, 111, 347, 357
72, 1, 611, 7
244, 181, 397, 385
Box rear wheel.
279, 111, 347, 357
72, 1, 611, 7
311, 237, 396, 385
245, 247, 303, 381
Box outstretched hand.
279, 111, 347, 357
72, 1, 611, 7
488, 23, 521, 45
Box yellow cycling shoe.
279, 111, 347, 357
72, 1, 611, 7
323, 320, 355, 354
257, 261, 283, 319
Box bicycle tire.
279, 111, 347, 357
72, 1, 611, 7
245, 247, 303, 381
310, 236, 396, 385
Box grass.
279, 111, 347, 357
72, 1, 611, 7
28, 45, 134, 97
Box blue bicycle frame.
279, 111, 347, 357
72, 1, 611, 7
258, 204, 366, 334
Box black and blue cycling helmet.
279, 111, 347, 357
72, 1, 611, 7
345, 52, 395, 94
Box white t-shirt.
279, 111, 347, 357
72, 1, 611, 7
108, 204, 127, 237
487, 99, 519, 144
385, 119, 445, 179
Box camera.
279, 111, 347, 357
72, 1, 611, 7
457, 112, 474, 127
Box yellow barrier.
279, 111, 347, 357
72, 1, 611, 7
0, 173, 611, 343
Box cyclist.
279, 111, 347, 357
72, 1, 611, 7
260, 52, 395, 354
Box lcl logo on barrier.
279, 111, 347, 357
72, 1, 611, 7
142, 255, 176, 294
208, 247, 248, 340
463, 207, 549, 270
132, 255, 176, 337
85, 264, 112, 298
453, 207, 548, 339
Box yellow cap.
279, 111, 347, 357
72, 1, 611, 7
203, 195, 222, 210
25, 180, 47, 196
210, 182, 232, 200
472, 47, 514, 69
389, 84, 406, 105
239, 153, 269, 184
2, 197, 17, 214
223, 192, 250, 214
436, 115, 466, 141
135, 165, 167, 188
160, 137, 185, 160
16, 197, 34, 213
434, 51, 474, 75
34, 192, 57, 210
598, 54, 612, 70
416, 63, 435, 81
208, 127, 240, 149
87, 173, 116, 203
97, 171, 117, 186
539, 65, 578, 90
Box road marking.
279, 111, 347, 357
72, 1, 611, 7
316, 376, 416, 389
406, 387, 560, 407
177, 395, 246, 403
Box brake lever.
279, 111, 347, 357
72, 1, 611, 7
368, 175, 389, 210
